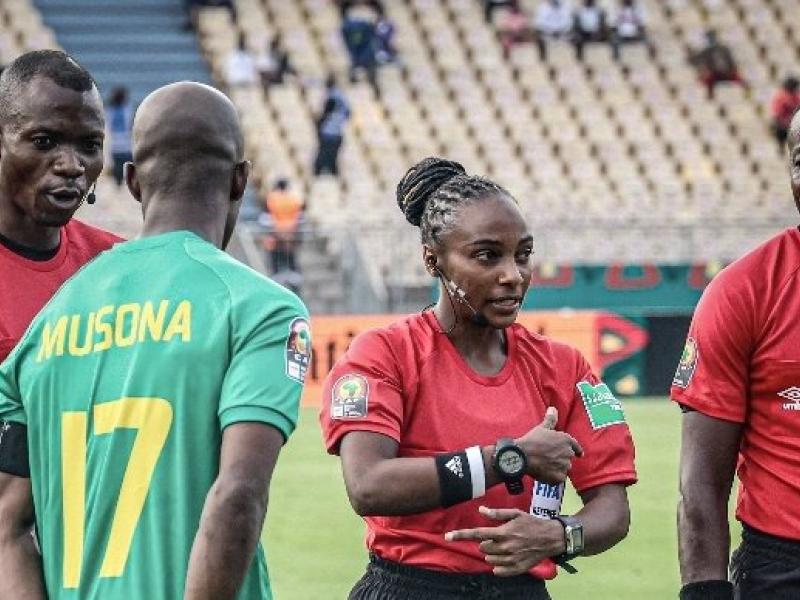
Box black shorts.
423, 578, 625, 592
731, 524, 800, 599
348, 554, 552, 600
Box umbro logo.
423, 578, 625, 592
778, 387, 800, 411
445, 456, 464, 478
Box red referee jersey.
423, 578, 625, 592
672, 227, 800, 540
0, 219, 121, 362
320, 311, 637, 579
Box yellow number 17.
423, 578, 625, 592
62, 397, 173, 589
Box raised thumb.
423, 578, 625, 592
541, 406, 558, 430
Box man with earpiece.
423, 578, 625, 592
320, 157, 637, 600
0, 50, 120, 599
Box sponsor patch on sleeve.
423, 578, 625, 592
331, 374, 369, 419
577, 381, 626, 429
285, 317, 311, 383
672, 337, 698, 389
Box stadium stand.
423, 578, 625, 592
192, 0, 799, 313
9, 0, 799, 312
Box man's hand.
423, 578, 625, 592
445, 506, 566, 576
516, 407, 583, 484
0, 473, 45, 600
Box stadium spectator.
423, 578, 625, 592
483, 0, 517, 24
689, 30, 746, 99
572, 0, 607, 61
105, 86, 134, 187
534, 0, 573, 61
0, 50, 121, 598
257, 35, 296, 88
226, 34, 258, 88
263, 178, 304, 284
313, 74, 350, 177
320, 157, 636, 599
609, 0, 649, 61
769, 76, 800, 154
341, 5, 378, 87
498, 3, 536, 59
183, 0, 235, 30
0, 82, 310, 600
673, 109, 800, 600
374, 3, 397, 65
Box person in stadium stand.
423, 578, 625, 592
571, 0, 607, 61
689, 29, 747, 100
225, 33, 258, 88
534, 0, 573, 61
609, 0, 649, 61
105, 86, 135, 187
769, 76, 800, 155
0, 51, 121, 598
320, 157, 637, 600
673, 110, 800, 600
498, 3, 536, 59
313, 74, 351, 176
0, 81, 310, 600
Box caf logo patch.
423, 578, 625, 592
331, 374, 369, 420
285, 317, 311, 383
673, 337, 698, 389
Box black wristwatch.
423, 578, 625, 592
492, 437, 527, 495
552, 515, 584, 562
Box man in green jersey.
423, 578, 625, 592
0, 82, 311, 600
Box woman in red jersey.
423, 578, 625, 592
320, 157, 637, 600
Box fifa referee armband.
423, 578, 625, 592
0, 421, 29, 478
435, 446, 486, 508
679, 580, 733, 600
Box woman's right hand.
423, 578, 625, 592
516, 407, 583, 484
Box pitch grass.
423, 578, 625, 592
263, 400, 740, 599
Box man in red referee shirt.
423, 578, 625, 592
673, 109, 800, 600
0, 50, 120, 596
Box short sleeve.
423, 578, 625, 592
0, 351, 25, 425
219, 295, 310, 443
670, 273, 753, 423
564, 355, 637, 493
319, 329, 405, 455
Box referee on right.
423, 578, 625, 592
672, 108, 800, 600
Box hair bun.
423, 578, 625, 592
395, 157, 466, 227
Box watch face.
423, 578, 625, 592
498, 449, 525, 476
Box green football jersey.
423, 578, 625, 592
0, 231, 310, 600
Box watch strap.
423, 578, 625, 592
552, 514, 583, 565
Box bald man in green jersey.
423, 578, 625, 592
0, 82, 310, 600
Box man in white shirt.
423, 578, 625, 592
535, 0, 573, 60
226, 35, 257, 87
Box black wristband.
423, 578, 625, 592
679, 580, 734, 600
0, 421, 29, 478
435, 450, 473, 508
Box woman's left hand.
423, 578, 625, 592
444, 506, 566, 576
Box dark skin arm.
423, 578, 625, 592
0, 473, 45, 599
445, 483, 630, 576
678, 411, 742, 585
339, 407, 583, 517
184, 422, 284, 600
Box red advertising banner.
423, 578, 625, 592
301, 311, 631, 407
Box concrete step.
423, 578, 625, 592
78, 54, 207, 72
36, 0, 183, 11
45, 14, 185, 30
58, 32, 199, 52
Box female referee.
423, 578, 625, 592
320, 157, 637, 600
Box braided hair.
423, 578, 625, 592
396, 157, 513, 245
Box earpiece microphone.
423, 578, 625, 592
434, 265, 489, 327
85, 183, 97, 205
